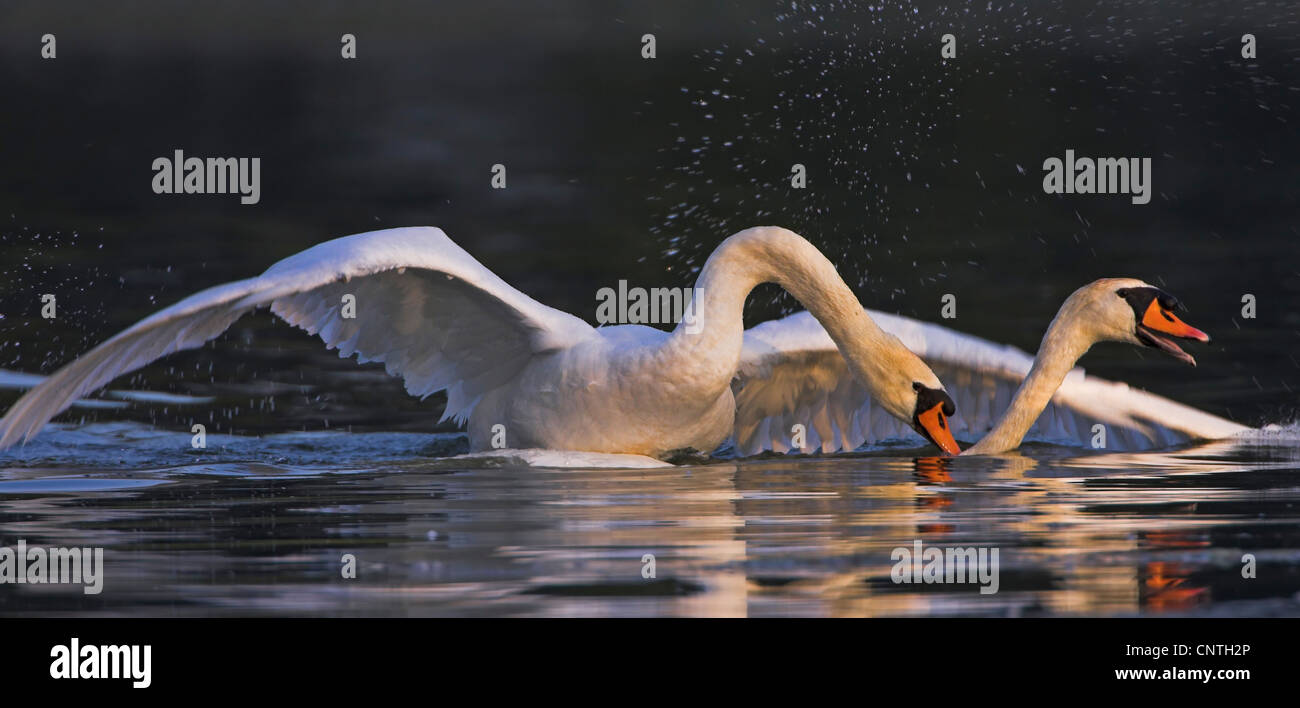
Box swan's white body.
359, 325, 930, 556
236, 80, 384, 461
0, 226, 1248, 459
0, 226, 950, 457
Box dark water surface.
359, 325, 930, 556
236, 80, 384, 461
1, 1, 1299, 616
3, 424, 1300, 617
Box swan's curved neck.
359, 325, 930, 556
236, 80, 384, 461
963, 305, 1095, 455
656, 227, 893, 405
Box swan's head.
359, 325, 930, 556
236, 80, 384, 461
873, 340, 960, 455
909, 380, 960, 455
1068, 278, 1210, 365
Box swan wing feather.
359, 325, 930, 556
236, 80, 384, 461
0, 227, 595, 447
734, 309, 1248, 454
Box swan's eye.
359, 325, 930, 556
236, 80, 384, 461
912, 382, 922, 392
1115, 288, 1129, 298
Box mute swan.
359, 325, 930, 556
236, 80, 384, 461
734, 279, 1248, 456
0, 226, 962, 457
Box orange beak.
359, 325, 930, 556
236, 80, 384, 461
1136, 299, 1209, 366
1141, 299, 1210, 343
915, 403, 961, 456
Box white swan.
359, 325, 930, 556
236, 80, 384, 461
734, 279, 1249, 456
0, 226, 962, 457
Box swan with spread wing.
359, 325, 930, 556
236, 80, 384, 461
735, 279, 1247, 455
0, 225, 964, 458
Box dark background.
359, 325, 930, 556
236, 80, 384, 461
0, 0, 1296, 436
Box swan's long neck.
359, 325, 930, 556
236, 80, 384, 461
654, 227, 894, 407
963, 304, 1095, 455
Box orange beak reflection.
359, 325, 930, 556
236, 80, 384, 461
915, 403, 961, 456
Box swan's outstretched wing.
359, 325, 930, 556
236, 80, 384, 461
0, 227, 596, 448
735, 311, 917, 455
734, 310, 1248, 455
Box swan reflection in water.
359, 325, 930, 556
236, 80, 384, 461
5, 427, 1295, 617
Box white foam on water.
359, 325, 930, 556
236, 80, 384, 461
1234, 421, 1300, 441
